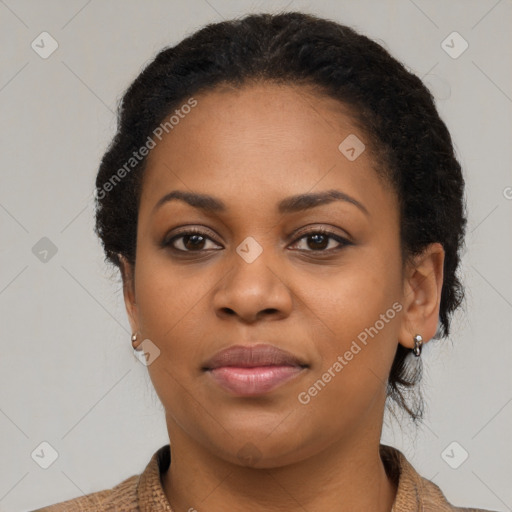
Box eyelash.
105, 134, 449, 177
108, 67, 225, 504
163, 227, 352, 255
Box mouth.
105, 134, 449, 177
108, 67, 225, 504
202, 344, 308, 396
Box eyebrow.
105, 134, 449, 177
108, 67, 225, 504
152, 189, 369, 216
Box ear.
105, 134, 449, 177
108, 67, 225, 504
398, 242, 445, 349
119, 254, 139, 336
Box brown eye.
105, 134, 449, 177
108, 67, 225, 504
164, 229, 222, 252
290, 229, 351, 252
306, 233, 330, 250
182, 234, 206, 250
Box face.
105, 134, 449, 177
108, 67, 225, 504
121, 83, 443, 468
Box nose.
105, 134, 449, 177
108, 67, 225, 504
212, 249, 293, 323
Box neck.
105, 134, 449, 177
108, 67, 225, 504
161, 420, 396, 511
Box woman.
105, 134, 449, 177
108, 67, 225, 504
34, 11, 496, 512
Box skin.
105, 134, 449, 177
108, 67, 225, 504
120, 83, 444, 512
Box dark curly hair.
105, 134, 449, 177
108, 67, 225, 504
94, 11, 467, 423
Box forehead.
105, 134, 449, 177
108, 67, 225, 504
148, 82, 361, 157
139, 82, 392, 215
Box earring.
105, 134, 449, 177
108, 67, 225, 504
131, 332, 141, 350
412, 334, 423, 357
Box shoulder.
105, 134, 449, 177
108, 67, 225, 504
380, 444, 498, 512
31, 444, 171, 512
416, 474, 498, 512
30, 473, 139, 512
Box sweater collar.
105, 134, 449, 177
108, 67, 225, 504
136, 443, 447, 511
136, 444, 173, 512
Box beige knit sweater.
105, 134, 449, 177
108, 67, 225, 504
32, 444, 496, 511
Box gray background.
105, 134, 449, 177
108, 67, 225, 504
0, 0, 511, 511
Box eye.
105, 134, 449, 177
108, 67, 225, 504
162, 226, 352, 254
289, 228, 352, 252
163, 228, 222, 252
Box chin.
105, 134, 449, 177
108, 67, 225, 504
205, 424, 328, 469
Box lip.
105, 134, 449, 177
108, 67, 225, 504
203, 344, 308, 396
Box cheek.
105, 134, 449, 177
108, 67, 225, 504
133, 260, 211, 416
296, 245, 403, 386
299, 245, 402, 334
293, 276, 401, 441
134, 243, 210, 329
132, 251, 210, 368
